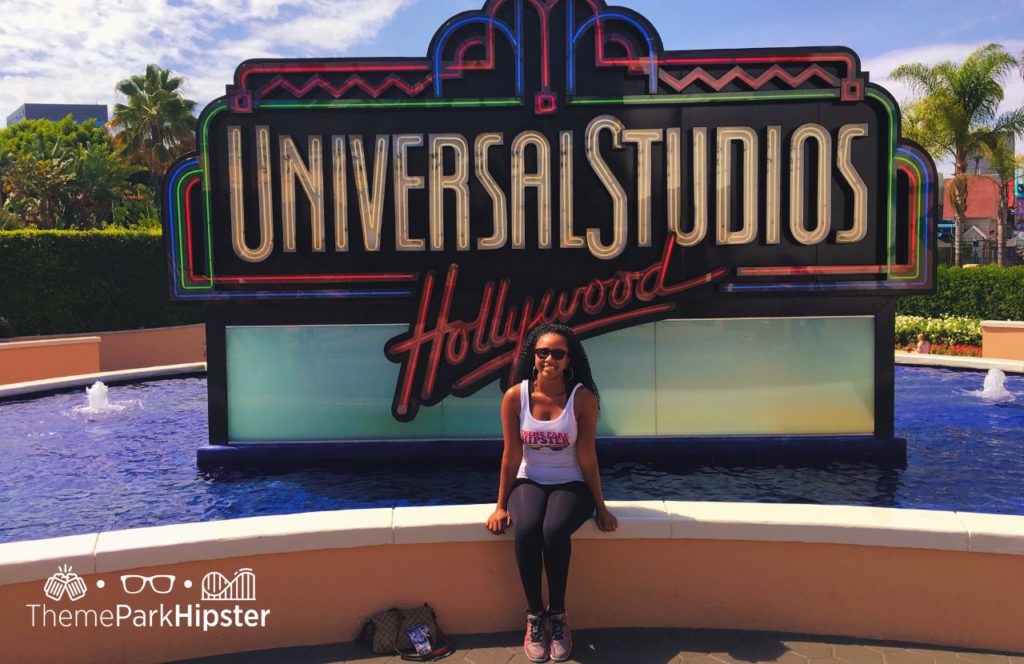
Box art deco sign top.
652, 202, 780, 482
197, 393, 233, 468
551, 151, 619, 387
163, 0, 936, 420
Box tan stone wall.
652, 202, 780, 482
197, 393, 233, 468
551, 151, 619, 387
94, 325, 205, 372
0, 337, 101, 384
0, 325, 204, 385
2, 539, 1022, 663
983, 322, 1024, 361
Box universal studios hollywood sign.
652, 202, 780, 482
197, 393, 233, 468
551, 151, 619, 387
162, 0, 937, 422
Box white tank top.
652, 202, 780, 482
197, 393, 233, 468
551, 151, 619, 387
516, 379, 585, 484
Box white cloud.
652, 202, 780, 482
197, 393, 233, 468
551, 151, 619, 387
865, 40, 1024, 111
863, 40, 1024, 175
0, 0, 416, 121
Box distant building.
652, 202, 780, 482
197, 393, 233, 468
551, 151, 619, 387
5, 103, 109, 128
941, 174, 1017, 264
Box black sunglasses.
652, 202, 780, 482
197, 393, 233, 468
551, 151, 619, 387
534, 348, 568, 360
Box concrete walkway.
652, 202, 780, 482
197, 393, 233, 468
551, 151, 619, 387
171, 628, 1023, 663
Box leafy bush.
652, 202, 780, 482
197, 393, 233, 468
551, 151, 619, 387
897, 265, 1024, 320
0, 229, 201, 336
895, 315, 982, 346
0, 116, 155, 230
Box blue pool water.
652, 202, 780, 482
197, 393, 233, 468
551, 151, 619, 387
1, 366, 1022, 543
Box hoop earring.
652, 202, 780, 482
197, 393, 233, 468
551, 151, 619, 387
563, 368, 575, 382
532, 367, 539, 379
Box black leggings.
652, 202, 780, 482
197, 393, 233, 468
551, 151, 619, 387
507, 478, 595, 613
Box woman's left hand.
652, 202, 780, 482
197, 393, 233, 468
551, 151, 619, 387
595, 506, 618, 533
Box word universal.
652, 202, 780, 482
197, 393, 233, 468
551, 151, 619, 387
225, 114, 872, 262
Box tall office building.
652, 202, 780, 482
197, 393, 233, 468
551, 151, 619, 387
5, 103, 109, 128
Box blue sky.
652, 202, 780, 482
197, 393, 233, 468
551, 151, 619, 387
1, 0, 1022, 152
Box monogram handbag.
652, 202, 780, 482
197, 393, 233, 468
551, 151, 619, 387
357, 603, 454, 661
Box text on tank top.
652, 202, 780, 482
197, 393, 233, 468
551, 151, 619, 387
516, 379, 585, 483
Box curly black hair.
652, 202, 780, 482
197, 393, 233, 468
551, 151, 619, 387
511, 323, 600, 409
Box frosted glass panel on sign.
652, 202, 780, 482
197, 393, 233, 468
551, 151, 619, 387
584, 325, 656, 436
227, 325, 443, 441
225, 317, 874, 442
653, 318, 874, 435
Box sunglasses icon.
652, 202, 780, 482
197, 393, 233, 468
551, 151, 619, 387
534, 348, 567, 360
120, 574, 176, 595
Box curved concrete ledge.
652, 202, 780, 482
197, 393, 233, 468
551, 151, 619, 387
0, 362, 207, 400
2, 502, 1024, 662
894, 350, 1024, 373
983, 320, 1024, 330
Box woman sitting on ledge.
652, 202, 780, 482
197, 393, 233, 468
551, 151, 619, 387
486, 323, 618, 663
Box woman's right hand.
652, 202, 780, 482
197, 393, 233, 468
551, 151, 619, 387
486, 508, 512, 534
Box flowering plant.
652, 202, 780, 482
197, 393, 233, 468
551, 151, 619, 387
929, 344, 982, 357
894, 315, 982, 347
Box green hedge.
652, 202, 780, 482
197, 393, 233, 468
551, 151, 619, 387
0, 230, 201, 337
2, 231, 1021, 337
897, 265, 1024, 320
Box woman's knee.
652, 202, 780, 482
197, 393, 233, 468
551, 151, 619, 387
541, 520, 574, 548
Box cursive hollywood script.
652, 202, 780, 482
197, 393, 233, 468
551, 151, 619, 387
384, 237, 726, 420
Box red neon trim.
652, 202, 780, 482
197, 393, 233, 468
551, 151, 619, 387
903, 164, 918, 270
214, 274, 417, 283
658, 64, 840, 94
184, 178, 199, 281
488, 281, 511, 348
601, 33, 637, 66
452, 303, 675, 390
738, 165, 921, 278
526, 0, 551, 88
450, 38, 491, 72
240, 62, 430, 86
471, 282, 496, 355
423, 264, 459, 399
257, 73, 433, 99
659, 54, 852, 67
186, 166, 413, 284
397, 272, 434, 416
737, 265, 887, 276
595, 51, 855, 86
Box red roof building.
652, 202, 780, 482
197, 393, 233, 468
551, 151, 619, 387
942, 175, 1001, 220
940, 175, 1016, 264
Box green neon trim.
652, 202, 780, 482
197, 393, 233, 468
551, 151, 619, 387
569, 90, 839, 105
576, 87, 904, 278
893, 155, 925, 281
174, 169, 213, 290
193, 89, 909, 285
255, 98, 522, 109
199, 102, 228, 282
866, 90, 897, 272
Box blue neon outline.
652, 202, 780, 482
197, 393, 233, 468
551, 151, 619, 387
566, 0, 574, 93
569, 12, 657, 94
433, 14, 521, 97
173, 289, 414, 299
722, 146, 933, 293
166, 159, 413, 301
166, 159, 202, 293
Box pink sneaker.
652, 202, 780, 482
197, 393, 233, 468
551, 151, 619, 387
523, 611, 549, 662
547, 610, 572, 662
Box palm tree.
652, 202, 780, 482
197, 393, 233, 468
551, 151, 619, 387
979, 137, 1023, 266
108, 64, 197, 182
893, 44, 1024, 265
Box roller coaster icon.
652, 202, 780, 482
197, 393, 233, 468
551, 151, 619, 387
201, 568, 256, 602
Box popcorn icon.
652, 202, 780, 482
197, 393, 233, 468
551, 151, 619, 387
44, 564, 88, 601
